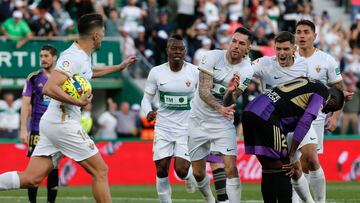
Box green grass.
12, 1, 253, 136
1, 182, 360, 202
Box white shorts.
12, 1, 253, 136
287, 125, 319, 161
152, 126, 190, 161
32, 119, 99, 162
188, 116, 237, 161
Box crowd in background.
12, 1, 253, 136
0, 0, 360, 138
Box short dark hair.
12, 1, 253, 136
295, 20, 316, 33
77, 13, 104, 36
41, 45, 57, 56
234, 27, 253, 43
275, 31, 295, 44
167, 34, 184, 47
323, 87, 345, 113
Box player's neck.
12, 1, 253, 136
299, 46, 316, 58
168, 61, 184, 72
76, 39, 93, 55
44, 67, 52, 76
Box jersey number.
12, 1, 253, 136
277, 78, 308, 93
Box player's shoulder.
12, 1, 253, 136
206, 49, 226, 59
148, 63, 167, 76
314, 49, 336, 62
26, 70, 42, 80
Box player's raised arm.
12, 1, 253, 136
92, 55, 137, 78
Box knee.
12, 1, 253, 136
192, 168, 206, 182
292, 161, 303, 180
24, 176, 42, 188
93, 163, 109, 179
302, 153, 320, 171
156, 166, 169, 178
175, 166, 189, 179
225, 164, 238, 178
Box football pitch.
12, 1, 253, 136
0, 182, 360, 203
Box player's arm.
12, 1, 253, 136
92, 55, 137, 78
43, 70, 90, 107
141, 69, 157, 121
20, 96, 31, 143
223, 74, 243, 106
199, 71, 235, 120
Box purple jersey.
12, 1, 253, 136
22, 70, 50, 132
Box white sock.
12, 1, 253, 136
226, 177, 241, 203
0, 171, 20, 190
291, 174, 314, 203
292, 186, 301, 203
183, 166, 197, 193
309, 167, 326, 203
156, 177, 172, 203
304, 173, 310, 183
184, 166, 196, 183
197, 175, 215, 203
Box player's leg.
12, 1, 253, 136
188, 117, 215, 202
155, 157, 172, 202
46, 168, 59, 203
26, 132, 40, 203
292, 160, 315, 203
222, 155, 241, 203
208, 156, 228, 202
78, 153, 111, 203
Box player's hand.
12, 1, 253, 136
325, 116, 337, 132
282, 158, 298, 177
119, 55, 137, 71
146, 111, 157, 122
20, 130, 28, 144
77, 92, 93, 107
219, 104, 236, 121
343, 90, 354, 101
227, 74, 240, 93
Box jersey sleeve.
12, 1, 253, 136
251, 57, 270, 79
55, 53, 81, 77
22, 79, 33, 97
239, 63, 254, 92
198, 51, 216, 76
326, 56, 342, 85
144, 68, 158, 96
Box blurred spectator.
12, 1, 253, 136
204, 0, 219, 25
351, 0, 360, 23
101, 0, 119, 18
256, 0, 280, 33
135, 25, 154, 65
51, 0, 72, 35
251, 33, 276, 56
131, 103, 142, 137
186, 20, 209, 60
104, 8, 122, 36
350, 14, 360, 48
228, 0, 244, 21
153, 11, 173, 65
81, 103, 93, 135
76, 0, 95, 19
0, 0, 13, 23
114, 101, 137, 138
193, 37, 211, 65
142, 0, 158, 39
296, 3, 314, 22
119, 26, 136, 60
31, 9, 55, 39
176, 0, 195, 34
228, 13, 242, 35
344, 43, 360, 75
0, 92, 21, 139
120, 0, 146, 38
1, 10, 32, 48
340, 70, 360, 134
97, 98, 118, 139
282, 0, 299, 33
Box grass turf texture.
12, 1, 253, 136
0, 182, 360, 202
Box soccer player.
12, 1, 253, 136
20, 45, 58, 203
293, 19, 352, 203
0, 13, 136, 203
141, 34, 198, 202
242, 77, 345, 203
188, 27, 254, 203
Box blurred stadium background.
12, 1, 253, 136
1, 0, 360, 202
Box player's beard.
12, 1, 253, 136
42, 64, 52, 70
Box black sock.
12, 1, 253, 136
261, 171, 292, 203
47, 169, 59, 203
212, 168, 228, 201
28, 187, 38, 203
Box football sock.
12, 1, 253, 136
292, 174, 315, 203
197, 175, 215, 203
0, 171, 20, 190
156, 176, 172, 203
292, 187, 300, 203
226, 177, 241, 203
183, 166, 196, 193
213, 168, 228, 201
28, 187, 38, 203
309, 167, 326, 203
47, 169, 59, 203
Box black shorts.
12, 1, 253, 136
242, 111, 288, 160
27, 131, 40, 157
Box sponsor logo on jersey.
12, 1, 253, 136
243, 78, 251, 86
185, 80, 191, 87
316, 65, 321, 73
335, 67, 341, 75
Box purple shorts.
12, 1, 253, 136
207, 154, 223, 163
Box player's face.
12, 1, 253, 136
93, 27, 105, 50
275, 41, 296, 67
40, 50, 56, 69
295, 25, 316, 49
228, 32, 250, 62
166, 40, 186, 63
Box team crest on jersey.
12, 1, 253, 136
315, 65, 321, 73
88, 143, 95, 150
185, 80, 191, 87
200, 56, 207, 65
62, 61, 70, 68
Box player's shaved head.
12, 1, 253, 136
78, 13, 104, 37
167, 34, 185, 47
323, 87, 345, 113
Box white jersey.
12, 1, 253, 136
296, 49, 343, 123
42, 42, 93, 123
144, 62, 199, 131
252, 55, 308, 90
190, 50, 253, 130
